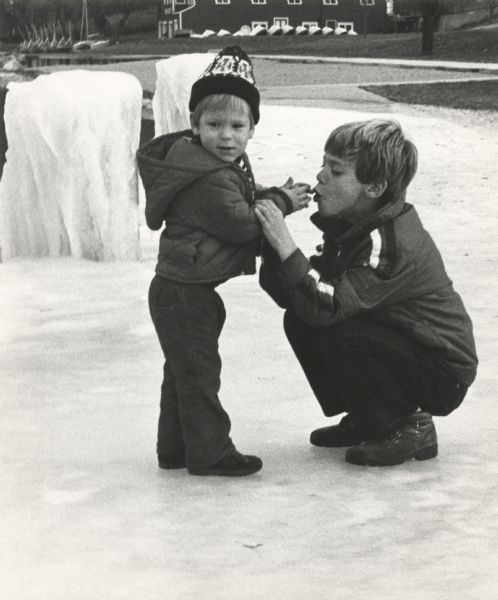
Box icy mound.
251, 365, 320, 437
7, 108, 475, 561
0, 70, 143, 261
153, 53, 214, 136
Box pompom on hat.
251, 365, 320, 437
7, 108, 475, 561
189, 46, 260, 124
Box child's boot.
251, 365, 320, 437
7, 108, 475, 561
188, 449, 262, 477
310, 413, 366, 447
345, 411, 438, 466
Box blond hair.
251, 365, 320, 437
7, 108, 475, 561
325, 119, 418, 202
190, 94, 254, 128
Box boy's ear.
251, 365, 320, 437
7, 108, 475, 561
365, 181, 387, 199
248, 125, 255, 140
189, 113, 199, 135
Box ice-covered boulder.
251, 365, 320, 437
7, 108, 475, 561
152, 53, 214, 136
0, 70, 143, 261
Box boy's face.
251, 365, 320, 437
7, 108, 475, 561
314, 153, 375, 222
191, 104, 254, 163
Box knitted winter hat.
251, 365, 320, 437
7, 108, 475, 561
189, 46, 260, 124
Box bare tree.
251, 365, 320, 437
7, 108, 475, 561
486, 0, 498, 22
421, 0, 440, 55
88, 0, 157, 44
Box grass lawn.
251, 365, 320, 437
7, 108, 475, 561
362, 79, 498, 111
97, 28, 498, 63
3, 26, 498, 112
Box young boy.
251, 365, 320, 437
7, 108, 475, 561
255, 119, 477, 466
137, 46, 310, 477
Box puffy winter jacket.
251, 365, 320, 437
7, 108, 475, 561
260, 193, 478, 386
137, 130, 291, 284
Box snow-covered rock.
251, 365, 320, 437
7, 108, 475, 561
0, 70, 143, 261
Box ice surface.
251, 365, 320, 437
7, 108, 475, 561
1, 99, 497, 599
152, 53, 214, 136
0, 70, 143, 261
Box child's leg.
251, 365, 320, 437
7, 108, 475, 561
283, 309, 347, 417
148, 276, 235, 471
334, 319, 464, 437
149, 277, 185, 464
284, 311, 465, 439
157, 360, 185, 462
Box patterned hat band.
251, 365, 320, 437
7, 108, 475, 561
189, 46, 260, 124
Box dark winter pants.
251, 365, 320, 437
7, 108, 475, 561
283, 310, 467, 437
148, 275, 234, 470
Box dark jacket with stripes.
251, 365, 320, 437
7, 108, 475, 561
137, 130, 292, 284
260, 193, 478, 386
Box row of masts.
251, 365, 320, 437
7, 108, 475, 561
18, 0, 88, 53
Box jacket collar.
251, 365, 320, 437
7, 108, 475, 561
310, 192, 407, 244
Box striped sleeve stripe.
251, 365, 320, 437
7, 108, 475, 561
368, 228, 382, 269
307, 268, 335, 297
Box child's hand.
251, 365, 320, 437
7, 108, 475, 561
255, 199, 297, 261
280, 177, 311, 212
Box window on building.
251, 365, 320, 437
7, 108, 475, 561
287, 0, 303, 5
214, 0, 230, 5
325, 19, 337, 28
323, 0, 338, 5
252, 21, 268, 30
338, 21, 354, 31
359, 0, 375, 5
274, 17, 289, 27
302, 21, 318, 29
251, 0, 267, 4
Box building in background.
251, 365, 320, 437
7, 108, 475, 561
158, 0, 393, 36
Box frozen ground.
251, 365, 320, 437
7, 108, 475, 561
1, 88, 498, 598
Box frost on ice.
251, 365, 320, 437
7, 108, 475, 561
153, 53, 213, 136
0, 70, 143, 261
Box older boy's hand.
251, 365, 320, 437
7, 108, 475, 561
255, 199, 297, 261
280, 177, 311, 212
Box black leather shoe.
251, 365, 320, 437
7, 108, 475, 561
310, 414, 366, 447
345, 412, 438, 466
188, 449, 262, 477
158, 453, 186, 469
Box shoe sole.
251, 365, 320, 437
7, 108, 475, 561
188, 466, 262, 477
310, 439, 365, 448
346, 444, 438, 466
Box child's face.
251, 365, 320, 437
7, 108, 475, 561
191, 104, 254, 163
313, 153, 372, 222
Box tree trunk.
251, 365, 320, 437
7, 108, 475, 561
93, 8, 113, 40
113, 11, 132, 44
421, 0, 440, 56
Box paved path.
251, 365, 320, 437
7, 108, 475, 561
39, 55, 498, 112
